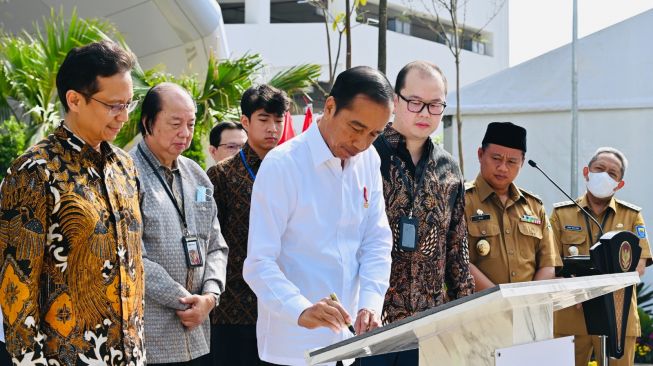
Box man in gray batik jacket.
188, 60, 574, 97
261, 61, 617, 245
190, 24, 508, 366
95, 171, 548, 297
131, 82, 228, 366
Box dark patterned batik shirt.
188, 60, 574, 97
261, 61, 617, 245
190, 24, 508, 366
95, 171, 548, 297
375, 124, 474, 325
0, 124, 145, 365
207, 142, 261, 325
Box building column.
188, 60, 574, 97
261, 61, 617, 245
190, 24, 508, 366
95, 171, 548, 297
245, 0, 270, 24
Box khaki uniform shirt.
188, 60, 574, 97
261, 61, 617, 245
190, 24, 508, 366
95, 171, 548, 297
551, 194, 651, 336
465, 175, 561, 284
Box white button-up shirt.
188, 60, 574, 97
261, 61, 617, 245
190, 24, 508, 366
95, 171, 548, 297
243, 122, 392, 365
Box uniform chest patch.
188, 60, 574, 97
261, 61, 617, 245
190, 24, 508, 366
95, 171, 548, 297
564, 225, 582, 232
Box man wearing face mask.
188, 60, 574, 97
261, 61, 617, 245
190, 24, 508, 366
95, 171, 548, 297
551, 147, 651, 366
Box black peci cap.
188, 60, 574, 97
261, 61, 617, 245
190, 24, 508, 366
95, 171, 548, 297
481, 122, 527, 152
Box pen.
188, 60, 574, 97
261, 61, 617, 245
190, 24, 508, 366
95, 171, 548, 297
329, 293, 356, 335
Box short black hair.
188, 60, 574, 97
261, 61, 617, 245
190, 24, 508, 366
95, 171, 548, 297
329, 66, 394, 115
395, 61, 448, 95
139, 83, 194, 136
209, 121, 245, 147
240, 84, 290, 119
56, 40, 135, 112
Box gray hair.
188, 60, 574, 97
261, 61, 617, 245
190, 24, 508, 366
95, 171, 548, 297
588, 147, 628, 179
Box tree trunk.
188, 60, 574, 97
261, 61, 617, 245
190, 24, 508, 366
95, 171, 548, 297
345, 0, 352, 69
455, 55, 464, 176
322, 7, 334, 88
378, 0, 388, 73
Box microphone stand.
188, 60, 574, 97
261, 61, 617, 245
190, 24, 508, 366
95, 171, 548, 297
527, 160, 603, 236
528, 159, 608, 364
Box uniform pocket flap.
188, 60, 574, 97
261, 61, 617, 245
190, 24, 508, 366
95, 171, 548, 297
560, 230, 585, 245
468, 222, 501, 237
517, 222, 543, 239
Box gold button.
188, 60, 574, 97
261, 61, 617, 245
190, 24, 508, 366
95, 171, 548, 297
505, 229, 510, 234
476, 239, 491, 256
568, 246, 579, 256
481, 230, 487, 235
511, 271, 516, 276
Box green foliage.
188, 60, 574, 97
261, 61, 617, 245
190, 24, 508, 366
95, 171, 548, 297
0, 9, 319, 167
268, 64, 322, 99
0, 7, 124, 136
636, 307, 653, 362
638, 283, 653, 312
0, 116, 28, 181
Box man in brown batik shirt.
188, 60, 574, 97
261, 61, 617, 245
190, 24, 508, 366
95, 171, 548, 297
0, 41, 145, 365
355, 61, 474, 366
207, 84, 290, 366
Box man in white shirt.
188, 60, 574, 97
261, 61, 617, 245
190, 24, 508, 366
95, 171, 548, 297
243, 66, 395, 366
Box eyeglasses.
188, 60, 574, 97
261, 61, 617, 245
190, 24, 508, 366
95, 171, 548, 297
398, 93, 447, 116
79, 91, 138, 116
218, 143, 244, 150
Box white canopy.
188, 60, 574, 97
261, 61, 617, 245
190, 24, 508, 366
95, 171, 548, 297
446, 9, 653, 115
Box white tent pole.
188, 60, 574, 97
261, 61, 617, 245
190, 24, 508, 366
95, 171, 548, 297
571, 0, 579, 197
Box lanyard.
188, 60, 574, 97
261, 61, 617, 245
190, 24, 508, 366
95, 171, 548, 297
240, 149, 256, 181
381, 136, 426, 218
138, 145, 188, 234
584, 209, 611, 244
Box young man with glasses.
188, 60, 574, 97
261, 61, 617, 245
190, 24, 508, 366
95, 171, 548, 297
208, 121, 247, 164
354, 61, 475, 366
0, 40, 146, 365
206, 84, 290, 366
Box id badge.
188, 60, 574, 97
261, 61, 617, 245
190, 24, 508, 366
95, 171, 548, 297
399, 216, 419, 251
182, 235, 203, 268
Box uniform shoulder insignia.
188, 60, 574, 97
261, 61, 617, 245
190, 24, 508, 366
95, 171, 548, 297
553, 200, 576, 208
464, 181, 476, 191
519, 188, 542, 204
616, 199, 642, 212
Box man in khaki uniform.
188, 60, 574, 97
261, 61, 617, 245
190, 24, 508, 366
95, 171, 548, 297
551, 147, 651, 366
465, 122, 561, 290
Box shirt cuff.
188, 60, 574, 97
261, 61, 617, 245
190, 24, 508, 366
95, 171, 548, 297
281, 295, 313, 326
358, 290, 385, 315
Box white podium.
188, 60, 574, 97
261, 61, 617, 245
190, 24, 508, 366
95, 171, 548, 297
305, 273, 639, 366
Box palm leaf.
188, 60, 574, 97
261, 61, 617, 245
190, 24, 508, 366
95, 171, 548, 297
268, 64, 321, 98
637, 283, 653, 312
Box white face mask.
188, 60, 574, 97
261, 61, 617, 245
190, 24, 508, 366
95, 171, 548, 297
586, 171, 619, 198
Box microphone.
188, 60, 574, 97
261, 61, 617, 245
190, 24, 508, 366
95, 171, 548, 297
528, 159, 603, 236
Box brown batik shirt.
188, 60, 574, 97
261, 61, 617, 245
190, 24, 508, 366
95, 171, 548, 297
375, 124, 474, 325
207, 143, 261, 325
0, 124, 145, 365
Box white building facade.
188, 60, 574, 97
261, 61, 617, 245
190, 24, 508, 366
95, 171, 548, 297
219, 0, 510, 90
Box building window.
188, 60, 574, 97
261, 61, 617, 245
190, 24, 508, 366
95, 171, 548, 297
388, 18, 411, 35
220, 2, 245, 24
271, 0, 325, 23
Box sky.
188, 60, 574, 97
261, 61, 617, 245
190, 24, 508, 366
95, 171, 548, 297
509, 0, 653, 66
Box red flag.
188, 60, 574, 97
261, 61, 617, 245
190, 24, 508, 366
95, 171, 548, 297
302, 104, 313, 132
278, 111, 295, 145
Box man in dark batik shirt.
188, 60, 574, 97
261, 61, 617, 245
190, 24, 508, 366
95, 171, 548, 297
206, 84, 290, 366
355, 61, 475, 366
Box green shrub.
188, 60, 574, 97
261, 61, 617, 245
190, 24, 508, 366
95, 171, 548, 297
0, 116, 28, 181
